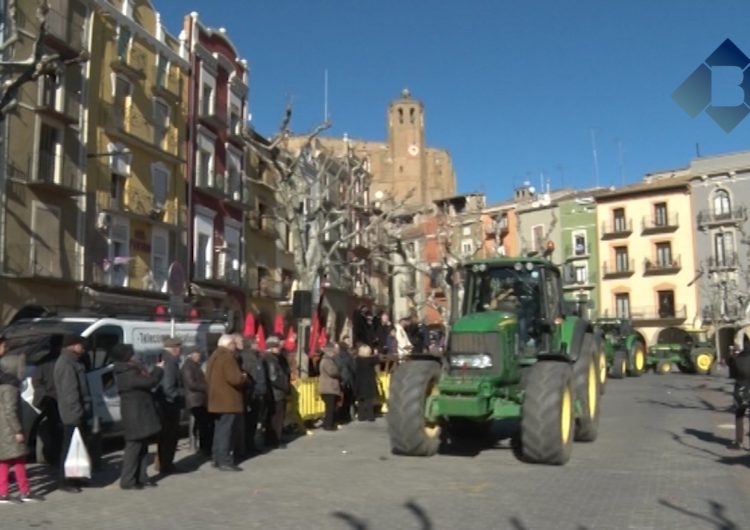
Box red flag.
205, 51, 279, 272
308, 312, 320, 357
274, 314, 284, 335
284, 326, 297, 352
256, 324, 266, 351
243, 313, 256, 338
317, 327, 328, 348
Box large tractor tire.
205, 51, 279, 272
520, 361, 575, 465
656, 361, 672, 375
387, 360, 442, 456
691, 348, 714, 375
609, 350, 628, 379
573, 336, 600, 442
628, 341, 646, 377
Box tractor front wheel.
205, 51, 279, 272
656, 361, 672, 375
387, 360, 442, 456
628, 341, 646, 377
520, 361, 575, 465
610, 350, 627, 379
574, 337, 600, 442
691, 349, 714, 375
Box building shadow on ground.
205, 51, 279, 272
667, 429, 750, 469
439, 419, 519, 458
637, 397, 731, 413
331, 499, 433, 530
658, 498, 740, 530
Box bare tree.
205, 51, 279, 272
0, 1, 89, 116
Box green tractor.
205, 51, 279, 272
594, 318, 647, 379
387, 256, 602, 465
646, 327, 716, 375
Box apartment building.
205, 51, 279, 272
596, 170, 699, 346
479, 199, 517, 259
83, 0, 189, 312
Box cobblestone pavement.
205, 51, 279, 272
2, 369, 750, 530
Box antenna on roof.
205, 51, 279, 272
616, 138, 625, 186
323, 69, 330, 123
591, 128, 600, 188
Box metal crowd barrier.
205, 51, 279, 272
291, 372, 392, 422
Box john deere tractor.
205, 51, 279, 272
646, 327, 716, 375
387, 257, 602, 465
594, 318, 646, 379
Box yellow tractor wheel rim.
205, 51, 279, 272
561, 386, 572, 444
660, 363, 671, 373
598, 352, 607, 385
588, 361, 598, 418
634, 347, 645, 371
424, 381, 441, 439
696, 354, 712, 372
621, 358, 627, 375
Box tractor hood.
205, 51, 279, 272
452, 311, 516, 333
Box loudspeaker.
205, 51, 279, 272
292, 290, 313, 319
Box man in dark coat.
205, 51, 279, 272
728, 328, 750, 449
354, 345, 380, 421
334, 342, 356, 423
235, 336, 262, 456
111, 344, 163, 490
375, 311, 393, 353
263, 336, 290, 447
53, 335, 91, 493
181, 349, 212, 457
31, 335, 62, 466
156, 336, 184, 474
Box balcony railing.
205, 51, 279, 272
643, 255, 681, 275
102, 104, 180, 156
642, 213, 679, 234
707, 252, 739, 271
562, 272, 596, 289
702, 304, 743, 323
630, 304, 687, 322
45, 0, 85, 51
111, 47, 148, 79
600, 219, 633, 239
564, 242, 592, 260
602, 259, 635, 278
697, 207, 748, 228
5, 243, 82, 281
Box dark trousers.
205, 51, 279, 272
322, 394, 337, 430
120, 439, 149, 487
243, 397, 265, 453
212, 413, 237, 466
265, 399, 286, 446
337, 386, 354, 423
357, 398, 375, 421
38, 399, 62, 466
59, 423, 88, 484
190, 406, 213, 455
157, 404, 181, 471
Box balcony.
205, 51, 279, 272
562, 273, 596, 291
641, 213, 679, 235
102, 105, 181, 158
195, 169, 226, 200
643, 255, 681, 275
152, 70, 182, 103
601, 259, 635, 279
600, 219, 632, 240
110, 47, 148, 81
707, 252, 739, 272
564, 242, 592, 261
702, 304, 743, 323
631, 304, 687, 325
199, 100, 227, 131
44, 0, 86, 52
697, 207, 748, 229
24, 152, 83, 195
5, 243, 82, 283
485, 217, 509, 238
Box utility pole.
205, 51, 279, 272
590, 129, 600, 188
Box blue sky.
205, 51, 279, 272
161, 1, 750, 203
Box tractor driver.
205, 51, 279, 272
489, 282, 531, 349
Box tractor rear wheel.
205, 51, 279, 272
574, 337, 600, 442
520, 361, 574, 465
656, 361, 672, 375
610, 350, 627, 379
691, 348, 714, 375
387, 360, 442, 456
628, 341, 646, 377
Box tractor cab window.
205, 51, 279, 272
464, 263, 541, 316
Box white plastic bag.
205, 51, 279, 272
64, 427, 92, 479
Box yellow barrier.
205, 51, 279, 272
292, 372, 393, 422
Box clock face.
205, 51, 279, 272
408, 144, 420, 157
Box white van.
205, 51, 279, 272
2, 315, 226, 458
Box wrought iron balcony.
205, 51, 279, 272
24, 151, 84, 195
102, 104, 181, 157
5, 243, 82, 282
697, 207, 748, 228
600, 219, 632, 239
702, 304, 743, 323
707, 252, 739, 271
602, 259, 635, 278
643, 255, 681, 275
641, 213, 679, 234
631, 304, 687, 323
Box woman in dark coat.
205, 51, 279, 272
111, 344, 163, 490
354, 345, 380, 422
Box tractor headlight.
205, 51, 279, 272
450, 354, 493, 369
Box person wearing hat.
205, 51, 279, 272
111, 344, 164, 490
156, 336, 185, 475
263, 335, 290, 447
53, 335, 91, 493
318, 343, 341, 431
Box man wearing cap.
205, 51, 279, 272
156, 336, 185, 474
53, 335, 91, 493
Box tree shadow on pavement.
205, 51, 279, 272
668, 430, 750, 469
658, 499, 740, 530
331, 499, 433, 530
637, 397, 731, 413
25, 453, 122, 495
683, 427, 734, 447
508, 516, 590, 530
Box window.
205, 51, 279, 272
658, 290, 675, 318
573, 232, 587, 255
226, 150, 242, 202
156, 55, 168, 88
229, 93, 242, 135
615, 293, 630, 319
153, 99, 169, 148
151, 164, 169, 210
41, 74, 60, 110
613, 208, 626, 232
398, 108, 403, 124
656, 242, 672, 266
409, 107, 415, 124
38, 123, 61, 184
713, 189, 731, 217
116, 26, 131, 60
614, 246, 629, 272
151, 228, 168, 292
461, 239, 474, 257
224, 221, 241, 284
113, 75, 132, 125
654, 202, 668, 226
110, 173, 124, 209
197, 133, 215, 188
194, 212, 214, 280
532, 224, 544, 250
31, 202, 61, 277
714, 231, 735, 266
109, 217, 129, 287
575, 264, 588, 284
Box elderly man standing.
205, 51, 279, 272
206, 334, 247, 471
263, 336, 290, 448
156, 337, 184, 475
181, 349, 212, 457
54, 335, 91, 493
